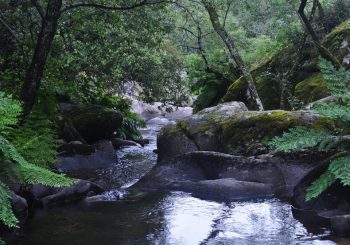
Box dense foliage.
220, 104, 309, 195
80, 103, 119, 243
0, 93, 73, 229
270, 59, 350, 200
0, 0, 350, 241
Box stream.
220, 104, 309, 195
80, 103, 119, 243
9, 121, 347, 245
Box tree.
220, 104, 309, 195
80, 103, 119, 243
17, 0, 166, 116
201, 0, 264, 111
297, 0, 342, 68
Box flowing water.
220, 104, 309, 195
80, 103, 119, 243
8, 122, 347, 245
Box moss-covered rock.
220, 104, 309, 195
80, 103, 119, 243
295, 73, 330, 104
58, 103, 123, 144
322, 19, 350, 68
223, 19, 350, 109
157, 102, 335, 159
220, 110, 334, 155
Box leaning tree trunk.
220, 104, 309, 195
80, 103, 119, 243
20, 0, 62, 117
297, 0, 342, 68
201, 0, 264, 111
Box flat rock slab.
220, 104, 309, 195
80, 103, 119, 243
132, 151, 313, 201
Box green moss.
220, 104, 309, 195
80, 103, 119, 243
162, 124, 182, 136
295, 73, 330, 103
220, 111, 302, 152
176, 120, 188, 131
322, 19, 350, 60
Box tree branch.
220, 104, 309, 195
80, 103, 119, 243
31, 0, 46, 19
61, 0, 169, 13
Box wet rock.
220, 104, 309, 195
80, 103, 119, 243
41, 180, 104, 207
84, 194, 109, 203
111, 138, 139, 149
11, 194, 28, 217
133, 151, 287, 200
58, 143, 95, 156
58, 103, 123, 144
56, 140, 116, 175
331, 214, 350, 237
292, 162, 350, 232
172, 178, 274, 201
157, 122, 198, 162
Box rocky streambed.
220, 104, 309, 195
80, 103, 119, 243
4, 101, 350, 244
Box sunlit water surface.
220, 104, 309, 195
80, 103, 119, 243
10, 123, 342, 245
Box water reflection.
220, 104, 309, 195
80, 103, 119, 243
13, 192, 337, 245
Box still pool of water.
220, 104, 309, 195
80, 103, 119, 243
6, 123, 348, 244
9, 192, 338, 245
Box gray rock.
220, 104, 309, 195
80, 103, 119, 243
133, 151, 287, 201
157, 123, 198, 162
196, 101, 248, 119
172, 178, 274, 201
41, 180, 104, 207
111, 138, 139, 149
157, 106, 334, 159
11, 194, 28, 215
56, 140, 116, 175
331, 214, 350, 237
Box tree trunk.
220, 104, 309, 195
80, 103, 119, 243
20, 0, 62, 117
297, 0, 342, 68
201, 0, 264, 110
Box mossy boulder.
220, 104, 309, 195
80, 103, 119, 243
294, 73, 330, 104
157, 103, 334, 159
322, 19, 350, 68
223, 19, 350, 110
220, 110, 334, 155
58, 103, 123, 144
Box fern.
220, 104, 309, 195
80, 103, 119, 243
0, 92, 22, 134
10, 110, 58, 166
0, 181, 18, 228
269, 127, 331, 152
318, 58, 350, 99
306, 170, 336, 201
315, 103, 350, 122
328, 156, 350, 186
0, 93, 74, 230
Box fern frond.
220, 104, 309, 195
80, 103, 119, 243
0, 136, 74, 187
269, 127, 331, 152
306, 170, 336, 201
318, 58, 350, 99
0, 92, 22, 132
315, 103, 350, 122
328, 156, 350, 186
0, 181, 18, 228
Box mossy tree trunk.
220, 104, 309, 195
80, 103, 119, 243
201, 0, 264, 111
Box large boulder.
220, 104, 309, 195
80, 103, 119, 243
133, 151, 314, 201
223, 19, 350, 110
292, 161, 350, 235
157, 103, 334, 160
58, 103, 123, 144
157, 102, 247, 162
294, 73, 330, 104
56, 140, 117, 177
